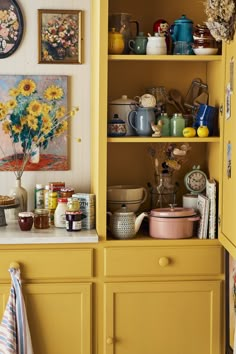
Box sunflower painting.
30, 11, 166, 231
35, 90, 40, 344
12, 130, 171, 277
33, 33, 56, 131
0, 75, 69, 171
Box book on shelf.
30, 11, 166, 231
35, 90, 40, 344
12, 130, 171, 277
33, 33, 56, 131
206, 179, 217, 239
197, 194, 210, 239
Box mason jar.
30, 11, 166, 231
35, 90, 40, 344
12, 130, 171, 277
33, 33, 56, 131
170, 113, 185, 136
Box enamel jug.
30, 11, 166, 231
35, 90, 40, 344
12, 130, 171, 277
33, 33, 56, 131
171, 15, 194, 54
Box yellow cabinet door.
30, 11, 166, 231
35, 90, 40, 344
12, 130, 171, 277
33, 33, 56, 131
23, 283, 92, 354
104, 281, 222, 354
220, 39, 236, 257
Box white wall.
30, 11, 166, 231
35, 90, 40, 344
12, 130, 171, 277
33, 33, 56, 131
0, 0, 91, 211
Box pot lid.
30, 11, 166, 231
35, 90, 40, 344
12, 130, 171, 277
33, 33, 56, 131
150, 206, 196, 218
109, 95, 135, 105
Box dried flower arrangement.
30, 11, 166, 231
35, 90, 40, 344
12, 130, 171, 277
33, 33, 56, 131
205, 0, 236, 41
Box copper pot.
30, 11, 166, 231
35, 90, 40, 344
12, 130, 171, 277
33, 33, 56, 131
148, 206, 199, 239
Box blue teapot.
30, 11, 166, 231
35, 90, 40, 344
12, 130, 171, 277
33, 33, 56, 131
171, 15, 194, 54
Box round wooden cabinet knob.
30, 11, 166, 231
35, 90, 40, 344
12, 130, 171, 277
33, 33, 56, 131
106, 337, 113, 345
158, 257, 170, 267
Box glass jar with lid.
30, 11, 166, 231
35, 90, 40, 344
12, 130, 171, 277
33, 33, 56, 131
34, 209, 50, 229
170, 113, 185, 136
67, 197, 80, 211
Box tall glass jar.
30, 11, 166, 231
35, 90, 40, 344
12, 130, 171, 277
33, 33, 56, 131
157, 113, 170, 136
150, 173, 177, 208
170, 113, 185, 136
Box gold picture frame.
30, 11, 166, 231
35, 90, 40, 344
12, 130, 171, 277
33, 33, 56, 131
38, 9, 82, 64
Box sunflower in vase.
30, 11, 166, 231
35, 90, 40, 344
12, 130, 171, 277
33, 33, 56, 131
0, 77, 79, 178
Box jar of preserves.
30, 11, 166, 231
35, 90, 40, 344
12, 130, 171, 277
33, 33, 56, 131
66, 211, 82, 232
170, 113, 185, 136
60, 187, 75, 198
54, 198, 68, 228
67, 197, 80, 211
18, 212, 34, 231
34, 209, 50, 229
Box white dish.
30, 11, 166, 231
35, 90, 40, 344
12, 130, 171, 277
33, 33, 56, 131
193, 48, 218, 55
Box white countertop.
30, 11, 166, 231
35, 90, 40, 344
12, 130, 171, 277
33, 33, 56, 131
0, 222, 99, 244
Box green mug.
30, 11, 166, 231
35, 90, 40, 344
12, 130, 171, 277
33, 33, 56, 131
128, 32, 148, 54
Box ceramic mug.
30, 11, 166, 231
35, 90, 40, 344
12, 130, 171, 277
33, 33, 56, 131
128, 107, 156, 136
129, 32, 148, 54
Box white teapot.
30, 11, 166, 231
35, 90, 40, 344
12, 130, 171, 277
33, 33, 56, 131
146, 34, 167, 55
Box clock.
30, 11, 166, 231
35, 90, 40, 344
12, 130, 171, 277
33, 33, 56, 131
184, 165, 207, 194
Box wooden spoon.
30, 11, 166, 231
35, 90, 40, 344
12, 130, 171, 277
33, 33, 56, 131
169, 89, 185, 113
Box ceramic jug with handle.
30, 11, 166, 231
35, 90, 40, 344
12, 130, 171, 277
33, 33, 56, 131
171, 15, 194, 54
128, 107, 156, 136
107, 204, 146, 239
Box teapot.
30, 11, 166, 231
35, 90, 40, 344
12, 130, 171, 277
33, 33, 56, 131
171, 15, 194, 54
107, 205, 145, 239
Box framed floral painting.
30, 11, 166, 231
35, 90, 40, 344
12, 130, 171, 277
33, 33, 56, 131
0, 75, 70, 172
0, 0, 24, 58
38, 9, 82, 64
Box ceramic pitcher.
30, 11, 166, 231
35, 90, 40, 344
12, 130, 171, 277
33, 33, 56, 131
128, 107, 156, 136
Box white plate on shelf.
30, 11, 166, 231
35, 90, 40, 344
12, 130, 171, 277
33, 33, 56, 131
193, 48, 218, 55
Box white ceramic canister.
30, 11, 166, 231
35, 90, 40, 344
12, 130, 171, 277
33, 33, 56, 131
108, 95, 136, 136
146, 35, 167, 55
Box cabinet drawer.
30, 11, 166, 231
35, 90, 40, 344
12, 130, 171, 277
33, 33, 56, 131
0, 249, 93, 281
104, 246, 223, 277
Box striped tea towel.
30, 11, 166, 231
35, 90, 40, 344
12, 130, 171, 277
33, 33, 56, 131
0, 267, 33, 354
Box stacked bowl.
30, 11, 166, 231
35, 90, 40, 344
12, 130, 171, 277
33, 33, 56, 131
107, 185, 147, 212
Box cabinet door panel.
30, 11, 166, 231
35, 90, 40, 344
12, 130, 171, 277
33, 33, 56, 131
24, 283, 92, 354
104, 281, 221, 354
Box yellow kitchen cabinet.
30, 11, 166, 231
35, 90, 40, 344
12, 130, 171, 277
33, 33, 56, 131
0, 246, 93, 354
103, 244, 224, 354
104, 281, 221, 354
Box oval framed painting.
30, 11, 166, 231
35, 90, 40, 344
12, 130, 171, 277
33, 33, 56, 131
0, 0, 24, 59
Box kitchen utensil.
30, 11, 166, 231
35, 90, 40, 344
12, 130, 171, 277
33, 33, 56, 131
108, 95, 136, 136
169, 89, 185, 113
129, 32, 148, 54
109, 13, 139, 54
184, 79, 208, 109
146, 34, 167, 55
108, 28, 125, 54
171, 15, 194, 54
107, 204, 145, 239
128, 107, 156, 136
146, 205, 199, 239
193, 91, 209, 106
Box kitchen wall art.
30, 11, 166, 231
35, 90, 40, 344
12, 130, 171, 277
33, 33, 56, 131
38, 9, 82, 64
0, 75, 70, 172
0, 0, 24, 58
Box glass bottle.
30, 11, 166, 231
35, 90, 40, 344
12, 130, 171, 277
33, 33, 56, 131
54, 198, 68, 228
157, 113, 170, 136
170, 113, 185, 136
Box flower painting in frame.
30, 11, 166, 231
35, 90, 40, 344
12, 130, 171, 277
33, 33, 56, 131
0, 75, 70, 172
38, 9, 82, 64
0, 0, 24, 58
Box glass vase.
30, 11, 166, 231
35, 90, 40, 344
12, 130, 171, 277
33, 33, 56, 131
150, 173, 177, 209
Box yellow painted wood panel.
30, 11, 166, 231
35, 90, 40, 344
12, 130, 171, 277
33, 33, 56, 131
0, 249, 93, 281
24, 283, 92, 354
104, 281, 222, 354
104, 246, 223, 277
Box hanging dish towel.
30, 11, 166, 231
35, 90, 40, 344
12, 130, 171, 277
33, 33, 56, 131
0, 266, 34, 354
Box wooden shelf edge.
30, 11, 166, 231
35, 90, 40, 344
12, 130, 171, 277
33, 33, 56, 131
108, 54, 222, 62
107, 136, 220, 143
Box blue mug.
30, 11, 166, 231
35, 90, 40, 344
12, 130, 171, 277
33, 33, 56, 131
194, 104, 218, 136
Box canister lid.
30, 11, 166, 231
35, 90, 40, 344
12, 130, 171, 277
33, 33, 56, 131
150, 207, 196, 218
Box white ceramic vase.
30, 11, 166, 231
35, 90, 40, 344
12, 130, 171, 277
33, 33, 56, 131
7, 177, 28, 220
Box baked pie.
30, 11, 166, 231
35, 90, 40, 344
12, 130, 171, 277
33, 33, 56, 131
0, 195, 15, 205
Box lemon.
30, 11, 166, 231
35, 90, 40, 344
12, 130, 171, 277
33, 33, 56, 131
197, 125, 209, 137
183, 127, 196, 138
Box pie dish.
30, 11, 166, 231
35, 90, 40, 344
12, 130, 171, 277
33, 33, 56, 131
0, 195, 15, 205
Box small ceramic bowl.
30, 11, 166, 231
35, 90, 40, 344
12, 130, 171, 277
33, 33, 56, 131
107, 185, 147, 202
193, 47, 218, 55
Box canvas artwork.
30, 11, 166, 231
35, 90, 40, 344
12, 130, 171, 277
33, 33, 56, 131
0, 75, 69, 171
